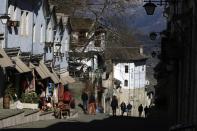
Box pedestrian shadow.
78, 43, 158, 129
1, 116, 169, 131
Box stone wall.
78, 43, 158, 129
118, 88, 150, 116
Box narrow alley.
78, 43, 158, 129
1, 0, 197, 131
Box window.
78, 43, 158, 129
14, 1, 17, 11
44, 46, 48, 53
124, 80, 128, 87
78, 32, 86, 45
33, 24, 36, 42
49, 28, 53, 42
142, 66, 145, 71
20, 11, 25, 35
25, 12, 29, 35
40, 24, 44, 42
125, 65, 128, 73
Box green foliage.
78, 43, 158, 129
20, 92, 39, 103
4, 83, 16, 100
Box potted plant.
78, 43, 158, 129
20, 92, 39, 109
3, 83, 15, 109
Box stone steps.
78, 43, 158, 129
0, 109, 54, 129
0, 109, 25, 129
0, 108, 78, 129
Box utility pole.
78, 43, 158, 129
4, 0, 8, 48
133, 66, 136, 116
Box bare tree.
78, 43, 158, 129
49, 0, 140, 52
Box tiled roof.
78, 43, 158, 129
48, 0, 76, 15
69, 51, 100, 58
70, 18, 94, 31
104, 47, 147, 61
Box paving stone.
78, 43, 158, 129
23, 109, 39, 116
0, 109, 24, 120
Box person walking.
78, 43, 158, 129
88, 93, 96, 115
120, 101, 126, 116
63, 87, 72, 117
81, 91, 89, 113
144, 106, 149, 118
138, 104, 143, 117
127, 103, 132, 116
111, 96, 118, 116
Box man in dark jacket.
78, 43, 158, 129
81, 91, 88, 112
138, 104, 143, 117
144, 106, 149, 118
120, 102, 126, 116
127, 103, 132, 116
111, 96, 118, 116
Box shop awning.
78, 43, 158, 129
35, 65, 49, 79
36, 61, 60, 83
60, 72, 75, 85
39, 61, 59, 83
0, 48, 14, 68
29, 62, 36, 69
39, 61, 51, 77
50, 69, 60, 84
12, 57, 31, 73
34, 61, 50, 79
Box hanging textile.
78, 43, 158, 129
46, 84, 50, 97
26, 71, 35, 93
21, 79, 28, 92
53, 86, 58, 104
58, 83, 64, 101
48, 83, 53, 95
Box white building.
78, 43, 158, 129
0, 0, 74, 107
103, 47, 148, 116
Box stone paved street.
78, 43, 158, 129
2, 112, 169, 131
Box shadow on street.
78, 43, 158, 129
2, 116, 169, 131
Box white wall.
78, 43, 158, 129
60, 27, 70, 70
53, 24, 61, 67
0, 0, 7, 48
33, 1, 46, 55
114, 62, 146, 89
45, 13, 55, 61
7, 1, 34, 52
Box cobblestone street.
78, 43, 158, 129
2, 112, 169, 131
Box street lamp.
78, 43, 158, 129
0, 14, 10, 25
143, 0, 169, 15
149, 31, 168, 40
143, 1, 157, 15
149, 32, 158, 40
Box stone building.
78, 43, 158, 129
154, 0, 197, 130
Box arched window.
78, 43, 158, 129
124, 80, 128, 87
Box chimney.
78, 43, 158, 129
140, 45, 143, 55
